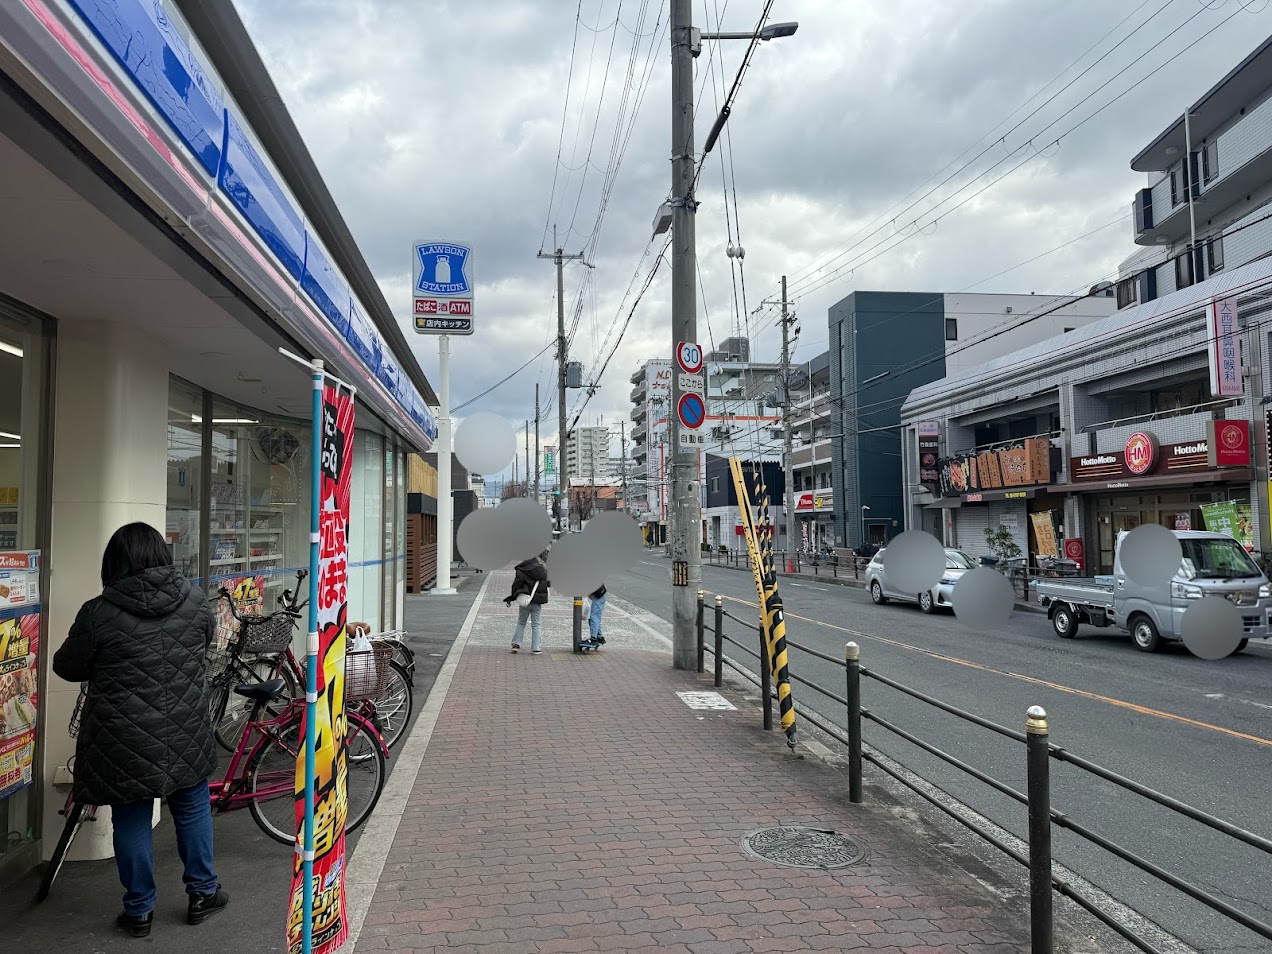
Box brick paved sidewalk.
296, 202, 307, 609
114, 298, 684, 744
355, 574, 1031, 953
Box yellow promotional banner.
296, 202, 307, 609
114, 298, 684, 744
729, 459, 797, 746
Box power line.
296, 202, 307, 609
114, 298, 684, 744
453, 340, 556, 413
539, 1, 583, 253
784, 0, 1244, 301
774, 0, 1170, 298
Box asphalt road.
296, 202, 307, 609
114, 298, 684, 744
617, 556, 1272, 954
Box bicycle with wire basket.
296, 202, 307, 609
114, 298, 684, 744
208, 570, 415, 752
37, 646, 389, 901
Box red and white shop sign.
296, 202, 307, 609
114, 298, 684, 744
1124, 432, 1158, 476
1208, 419, 1250, 468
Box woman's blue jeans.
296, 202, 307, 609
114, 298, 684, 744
112, 779, 218, 916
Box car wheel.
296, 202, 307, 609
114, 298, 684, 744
870, 581, 887, 605
918, 590, 935, 614
1130, 614, 1162, 653
1051, 604, 1078, 639
1232, 638, 1249, 655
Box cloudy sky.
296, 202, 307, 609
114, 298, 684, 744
236, 0, 1271, 476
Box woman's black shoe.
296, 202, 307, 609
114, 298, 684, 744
187, 887, 230, 925
116, 911, 153, 938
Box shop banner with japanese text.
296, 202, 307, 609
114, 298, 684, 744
1200, 501, 1254, 550
286, 384, 352, 954
0, 607, 39, 797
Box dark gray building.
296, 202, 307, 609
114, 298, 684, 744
829, 291, 1117, 548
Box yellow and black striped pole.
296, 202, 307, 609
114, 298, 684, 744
729, 459, 797, 746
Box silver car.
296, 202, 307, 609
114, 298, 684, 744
866, 547, 977, 613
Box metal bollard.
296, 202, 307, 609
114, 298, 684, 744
846, 642, 862, 804
572, 597, 583, 653
759, 629, 773, 731
1026, 706, 1053, 954
696, 590, 705, 674
713, 596, 724, 688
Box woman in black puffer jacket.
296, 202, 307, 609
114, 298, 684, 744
54, 523, 228, 938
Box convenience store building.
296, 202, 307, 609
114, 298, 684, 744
0, 0, 437, 882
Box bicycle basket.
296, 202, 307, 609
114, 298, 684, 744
345, 645, 395, 701
236, 611, 298, 655
67, 684, 88, 739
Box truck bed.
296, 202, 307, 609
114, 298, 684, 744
1033, 577, 1115, 608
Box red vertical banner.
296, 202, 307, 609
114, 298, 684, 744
286, 384, 353, 954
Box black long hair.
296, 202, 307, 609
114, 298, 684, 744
101, 522, 173, 587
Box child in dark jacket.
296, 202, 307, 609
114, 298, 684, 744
504, 553, 550, 653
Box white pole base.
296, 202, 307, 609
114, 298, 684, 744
430, 588, 458, 596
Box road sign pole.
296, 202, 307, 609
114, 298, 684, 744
669, 0, 700, 672
434, 335, 456, 594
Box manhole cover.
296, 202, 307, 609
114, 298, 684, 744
741, 826, 867, 869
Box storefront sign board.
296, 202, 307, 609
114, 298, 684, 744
1207, 298, 1242, 397
1030, 512, 1059, 558
1200, 501, 1254, 550
1208, 419, 1250, 468
0, 603, 39, 798
1070, 426, 1237, 482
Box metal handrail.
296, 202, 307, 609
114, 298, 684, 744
694, 588, 1272, 953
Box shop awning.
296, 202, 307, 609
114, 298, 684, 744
1057, 468, 1253, 494
925, 498, 962, 509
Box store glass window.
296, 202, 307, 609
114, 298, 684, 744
382, 444, 395, 629
396, 449, 406, 626
349, 431, 384, 632
0, 311, 49, 868
167, 380, 203, 585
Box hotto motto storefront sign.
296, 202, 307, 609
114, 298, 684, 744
1070, 423, 1248, 481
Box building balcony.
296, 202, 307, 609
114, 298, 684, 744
1134, 98, 1272, 247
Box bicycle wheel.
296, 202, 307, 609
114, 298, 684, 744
214, 658, 297, 752
364, 660, 413, 750
388, 640, 416, 684
247, 713, 386, 845
37, 801, 87, 901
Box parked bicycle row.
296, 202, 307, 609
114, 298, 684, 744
40, 526, 417, 924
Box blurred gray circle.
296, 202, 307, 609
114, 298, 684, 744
456, 508, 509, 572
881, 530, 946, 596
1118, 524, 1182, 587
1180, 596, 1244, 660
583, 511, 642, 578
951, 568, 1015, 631
454, 412, 516, 476
546, 533, 606, 597
492, 498, 552, 564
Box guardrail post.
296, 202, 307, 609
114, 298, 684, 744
713, 596, 724, 688
846, 642, 862, 804
760, 626, 773, 731
696, 590, 705, 674
1027, 706, 1053, 954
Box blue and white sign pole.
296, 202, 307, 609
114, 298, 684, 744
413, 241, 474, 597
303, 358, 323, 954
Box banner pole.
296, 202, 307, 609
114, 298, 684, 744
303, 359, 323, 954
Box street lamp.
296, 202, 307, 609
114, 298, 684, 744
692, 22, 799, 50
665, 3, 797, 671
861, 505, 871, 548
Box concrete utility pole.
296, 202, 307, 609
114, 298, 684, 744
668, 0, 700, 670
619, 420, 628, 514
525, 419, 530, 499
534, 383, 541, 504
780, 275, 797, 572
538, 229, 584, 532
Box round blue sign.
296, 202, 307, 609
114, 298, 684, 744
678, 393, 706, 430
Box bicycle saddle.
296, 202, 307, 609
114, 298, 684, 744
233, 678, 289, 702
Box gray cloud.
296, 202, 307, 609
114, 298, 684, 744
235, 0, 1272, 476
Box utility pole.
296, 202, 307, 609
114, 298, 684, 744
525, 419, 530, 499
538, 228, 584, 532
620, 420, 628, 514
534, 383, 541, 505
668, 0, 700, 670
780, 275, 797, 572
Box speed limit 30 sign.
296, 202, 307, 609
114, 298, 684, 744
676, 341, 703, 374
